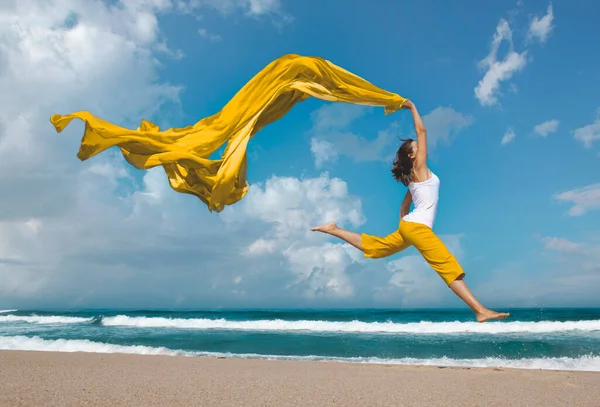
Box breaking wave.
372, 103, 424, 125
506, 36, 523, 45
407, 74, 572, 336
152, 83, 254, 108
0, 315, 92, 324
1, 336, 598, 372
99, 315, 600, 335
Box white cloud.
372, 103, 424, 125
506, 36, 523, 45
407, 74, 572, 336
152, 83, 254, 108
178, 0, 292, 26
246, 0, 282, 17
308, 104, 394, 167
309, 104, 472, 167
534, 119, 559, 137
245, 238, 277, 255
311, 129, 396, 167
0, 0, 380, 307
573, 113, 600, 148
528, 4, 554, 44
175, 0, 288, 19
283, 243, 356, 299
475, 4, 555, 107
477, 258, 600, 308
0, 0, 182, 223
311, 103, 367, 133
310, 139, 337, 168
0, 0, 299, 309
471, 235, 600, 308
554, 184, 600, 216
422, 107, 474, 148
501, 128, 516, 145
221, 173, 366, 299
475, 19, 527, 106
541, 236, 584, 254
222, 173, 365, 233
541, 235, 600, 275
374, 255, 436, 305
198, 27, 222, 42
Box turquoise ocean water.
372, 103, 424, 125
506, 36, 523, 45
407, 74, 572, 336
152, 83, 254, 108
1, 308, 599, 371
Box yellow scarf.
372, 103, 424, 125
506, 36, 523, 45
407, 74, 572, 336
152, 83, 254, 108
50, 54, 408, 212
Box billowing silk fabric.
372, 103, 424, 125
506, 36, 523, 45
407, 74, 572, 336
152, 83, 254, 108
50, 54, 408, 212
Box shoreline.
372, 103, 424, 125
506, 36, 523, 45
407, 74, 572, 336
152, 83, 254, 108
1, 350, 599, 406
0, 348, 598, 374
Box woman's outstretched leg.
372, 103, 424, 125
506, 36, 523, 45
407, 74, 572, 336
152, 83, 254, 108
311, 222, 363, 252
313, 222, 409, 259
449, 275, 509, 322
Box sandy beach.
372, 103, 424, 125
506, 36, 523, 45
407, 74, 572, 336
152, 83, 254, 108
0, 350, 598, 406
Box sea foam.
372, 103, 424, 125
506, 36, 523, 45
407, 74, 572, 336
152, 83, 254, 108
100, 315, 600, 335
1, 335, 598, 372
0, 315, 91, 324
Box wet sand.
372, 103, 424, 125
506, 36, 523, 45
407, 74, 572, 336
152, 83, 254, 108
0, 350, 598, 406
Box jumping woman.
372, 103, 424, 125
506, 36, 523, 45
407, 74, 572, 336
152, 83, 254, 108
311, 100, 509, 323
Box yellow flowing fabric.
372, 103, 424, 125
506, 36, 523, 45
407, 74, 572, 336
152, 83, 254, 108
50, 54, 409, 212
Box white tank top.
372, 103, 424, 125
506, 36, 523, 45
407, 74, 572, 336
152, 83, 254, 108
402, 170, 440, 228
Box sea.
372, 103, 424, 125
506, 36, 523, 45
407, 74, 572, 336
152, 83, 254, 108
1, 308, 599, 371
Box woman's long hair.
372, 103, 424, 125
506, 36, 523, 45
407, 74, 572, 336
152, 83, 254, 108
391, 139, 415, 186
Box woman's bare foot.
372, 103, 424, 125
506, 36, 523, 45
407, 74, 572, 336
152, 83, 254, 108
476, 309, 510, 323
311, 221, 337, 233
310, 222, 364, 251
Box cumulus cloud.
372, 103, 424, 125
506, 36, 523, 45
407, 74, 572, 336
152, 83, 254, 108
309, 104, 472, 167
528, 4, 554, 44
0, 0, 300, 309
310, 139, 338, 168
0, 0, 459, 309
475, 4, 554, 107
573, 111, 600, 149
554, 184, 600, 216
282, 243, 357, 299
534, 119, 559, 137
221, 173, 366, 299
245, 238, 278, 255
501, 128, 516, 145
0, 0, 182, 223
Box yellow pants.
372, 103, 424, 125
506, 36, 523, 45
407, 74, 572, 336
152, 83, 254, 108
362, 220, 464, 286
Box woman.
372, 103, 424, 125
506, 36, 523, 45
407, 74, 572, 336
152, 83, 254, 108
311, 100, 509, 323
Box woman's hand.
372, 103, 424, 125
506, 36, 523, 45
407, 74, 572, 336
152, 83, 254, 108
401, 100, 414, 110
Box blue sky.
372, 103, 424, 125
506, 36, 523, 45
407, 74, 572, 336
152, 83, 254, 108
0, 0, 599, 309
